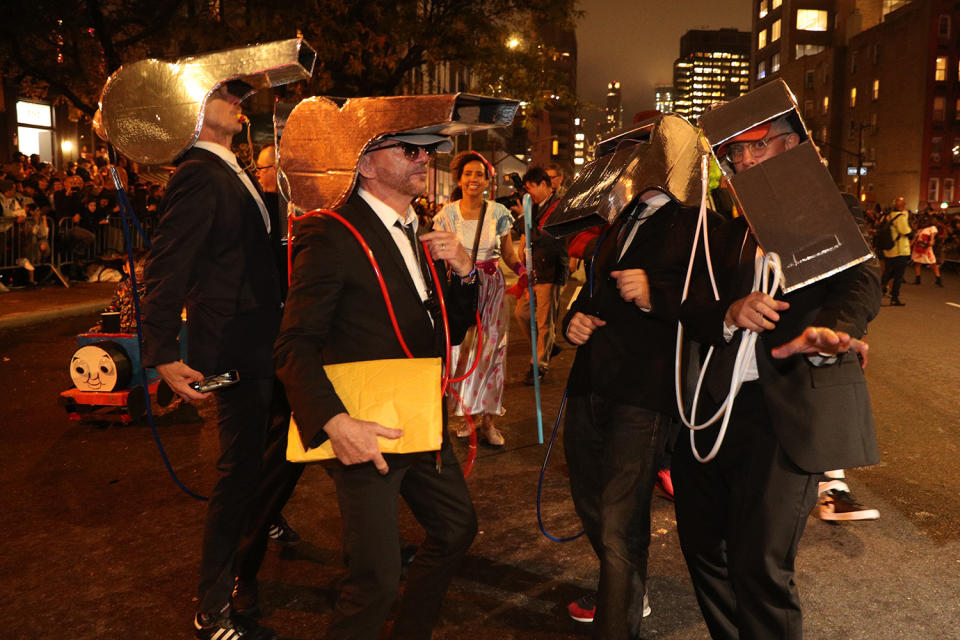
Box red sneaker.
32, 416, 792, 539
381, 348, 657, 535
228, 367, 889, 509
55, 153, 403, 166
657, 469, 674, 501
567, 594, 596, 622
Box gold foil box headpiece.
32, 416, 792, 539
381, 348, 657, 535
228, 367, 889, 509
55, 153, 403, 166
97, 38, 316, 165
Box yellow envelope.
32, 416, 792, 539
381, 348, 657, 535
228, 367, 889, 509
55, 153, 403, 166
286, 357, 443, 463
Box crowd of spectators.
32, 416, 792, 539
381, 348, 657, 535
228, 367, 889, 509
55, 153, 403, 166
0, 148, 165, 288
864, 200, 960, 266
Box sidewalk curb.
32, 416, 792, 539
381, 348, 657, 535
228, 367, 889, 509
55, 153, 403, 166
0, 299, 113, 330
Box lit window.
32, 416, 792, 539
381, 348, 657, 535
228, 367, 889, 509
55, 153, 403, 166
772, 19, 781, 42
758, 29, 767, 49
934, 96, 946, 121
956, 98, 960, 120
795, 43, 825, 59
772, 52, 781, 73
872, 79, 879, 100
757, 60, 767, 80
797, 9, 828, 31
772, 0, 781, 8
821, 96, 830, 115
759, 0, 768, 18
850, 88, 857, 108
935, 57, 947, 81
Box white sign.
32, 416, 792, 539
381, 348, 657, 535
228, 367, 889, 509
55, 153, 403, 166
16, 101, 52, 128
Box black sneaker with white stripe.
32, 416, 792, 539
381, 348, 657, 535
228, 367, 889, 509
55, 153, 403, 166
194, 610, 276, 640
267, 514, 301, 546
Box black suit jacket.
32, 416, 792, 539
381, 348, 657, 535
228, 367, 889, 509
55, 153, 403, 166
274, 194, 478, 448
680, 217, 881, 473
141, 147, 283, 379
563, 201, 703, 416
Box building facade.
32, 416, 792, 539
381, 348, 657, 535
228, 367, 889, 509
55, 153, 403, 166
673, 29, 751, 122
752, 0, 957, 210
605, 81, 623, 135
655, 85, 675, 113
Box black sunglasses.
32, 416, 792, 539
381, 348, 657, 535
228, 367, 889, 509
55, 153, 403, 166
371, 141, 442, 159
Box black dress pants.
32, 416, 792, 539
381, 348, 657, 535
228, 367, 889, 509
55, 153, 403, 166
234, 381, 305, 582
673, 383, 820, 640
323, 439, 477, 640
198, 377, 274, 614
564, 393, 668, 640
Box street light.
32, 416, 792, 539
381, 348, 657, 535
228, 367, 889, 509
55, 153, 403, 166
507, 37, 521, 50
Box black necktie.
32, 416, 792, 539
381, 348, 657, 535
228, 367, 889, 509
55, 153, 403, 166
395, 220, 440, 319
616, 202, 647, 257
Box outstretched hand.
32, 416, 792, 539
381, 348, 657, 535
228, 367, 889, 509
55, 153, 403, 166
771, 326, 870, 369
322, 412, 403, 475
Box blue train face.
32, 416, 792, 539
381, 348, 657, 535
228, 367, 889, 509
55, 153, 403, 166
70, 342, 131, 392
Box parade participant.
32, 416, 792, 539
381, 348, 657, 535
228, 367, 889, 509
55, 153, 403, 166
515, 166, 567, 384
434, 150, 524, 446
879, 197, 911, 306
141, 83, 283, 640
274, 132, 480, 639
562, 187, 703, 639
675, 114, 881, 640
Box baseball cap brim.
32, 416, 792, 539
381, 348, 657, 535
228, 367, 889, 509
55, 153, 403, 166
368, 133, 454, 153
717, 122, 772, 158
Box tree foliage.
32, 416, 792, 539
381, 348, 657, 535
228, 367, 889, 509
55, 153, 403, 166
0, 0, 580, 117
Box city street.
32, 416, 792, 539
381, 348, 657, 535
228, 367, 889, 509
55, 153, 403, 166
1, 271, 958, 639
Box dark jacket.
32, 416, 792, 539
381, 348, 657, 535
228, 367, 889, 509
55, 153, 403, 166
141, 146, 283, 379
680, 216, 881, 473
528, 193, 568, 285
274, 193, 478, 448
563, 200, 703, 416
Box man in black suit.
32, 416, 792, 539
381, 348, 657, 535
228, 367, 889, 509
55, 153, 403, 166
141, 84, 282, 640
274, 132, 479, 639
674, 116, 881, 640
562, 189, 703, 639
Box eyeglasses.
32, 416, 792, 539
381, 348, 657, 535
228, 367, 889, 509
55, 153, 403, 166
370, 141, 442, 159
254, 165, 273, 173
724, 132, 792, 164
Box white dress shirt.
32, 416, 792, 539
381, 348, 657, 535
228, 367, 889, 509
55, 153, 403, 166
358, 188, 431, 305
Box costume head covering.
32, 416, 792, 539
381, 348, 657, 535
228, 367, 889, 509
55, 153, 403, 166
94, 38, 316, 165
277, 93, 519, 211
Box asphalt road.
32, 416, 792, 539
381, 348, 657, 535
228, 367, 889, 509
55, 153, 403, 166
0, 270, 958, 639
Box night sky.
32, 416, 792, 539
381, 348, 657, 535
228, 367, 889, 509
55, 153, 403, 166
576, 0, 752, 128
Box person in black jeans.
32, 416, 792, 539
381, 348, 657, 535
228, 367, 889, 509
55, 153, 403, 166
562, 190, 704, 639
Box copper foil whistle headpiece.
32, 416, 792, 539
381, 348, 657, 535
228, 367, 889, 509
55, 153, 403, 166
278, 93, 519, 211
97, 38, 316, 165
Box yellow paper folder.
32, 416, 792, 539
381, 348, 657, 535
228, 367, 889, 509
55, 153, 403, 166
286, 357, 443, 463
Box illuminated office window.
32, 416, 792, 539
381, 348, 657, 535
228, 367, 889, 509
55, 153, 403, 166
772, 0, 781, 8
797, 9, 828, 31
850, 87, 857, 108
758, 29, 767, 49
759, 0, 768, 18
757, 60, 767, 80
821, 96, 830, 115
935, 56, 947, 81
772, 19, 781, 42
872, 79, 879, 100
772, 52, 780, 73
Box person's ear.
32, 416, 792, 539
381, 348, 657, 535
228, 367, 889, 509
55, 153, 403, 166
784, 133, 801, 150
357, 154, 376, 181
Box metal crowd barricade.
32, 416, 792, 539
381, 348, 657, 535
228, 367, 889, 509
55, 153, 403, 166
0, 214, 68, 287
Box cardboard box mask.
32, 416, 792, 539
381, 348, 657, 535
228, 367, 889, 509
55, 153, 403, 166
698, 79, 872, 293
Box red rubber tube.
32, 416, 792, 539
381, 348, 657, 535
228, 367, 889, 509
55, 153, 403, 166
287, 209, 483, 476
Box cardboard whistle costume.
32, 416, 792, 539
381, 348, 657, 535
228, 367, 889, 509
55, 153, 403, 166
278, 93, 520, 462
543, 113, 708, 238
96, 38, 316, 165
698, 79, 872, 293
